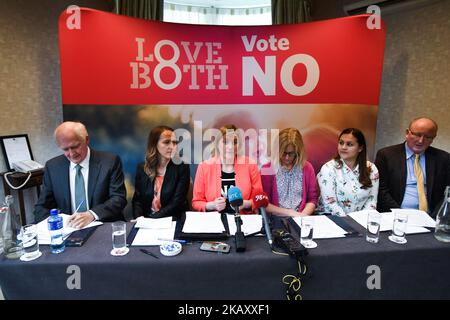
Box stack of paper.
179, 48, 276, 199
348, 209, 433, 234
292, 216, 347, 239
390, 209, 436, 228
132, 221, 177, 246
37, 214, 103, 245
182, 211, 226, 233
227, 214, 263, 236
131, 216, 177, 246
135, 216, 173, 229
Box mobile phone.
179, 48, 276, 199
200, 241, 230, 254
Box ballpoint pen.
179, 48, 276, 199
68, 199, 85, 228
157, 238, 188, 244
140, 248, 159, 259
74, 199, 85, 214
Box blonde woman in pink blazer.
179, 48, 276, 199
192, 124, 263, 214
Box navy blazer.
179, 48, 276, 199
34, 150, 127, 223
375, 143, 450, 216
131, 161, 190, 219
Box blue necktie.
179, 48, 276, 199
75, 164, 87, 212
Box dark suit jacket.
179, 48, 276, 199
375, 143, 450, 216
132, 161, 190, 219
34, 150, 127, 223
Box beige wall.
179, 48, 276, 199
0, 0, 113, 222
375, 0, 450, 153
311, 0, 450, 156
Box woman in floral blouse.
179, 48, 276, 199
317, 128, 379, 216
261, 128, 318, 217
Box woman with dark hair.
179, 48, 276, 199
317, 128, 379, 216
132, 126, 190, 219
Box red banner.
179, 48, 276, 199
59, 8, 385, 105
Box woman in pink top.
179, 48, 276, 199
261, 128, 318, 216
192, 124, 263, 214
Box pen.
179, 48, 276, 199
158, 238, 188, 244
68, 199, 85, 228
74, 199, 85, 214
140, 248, 159, 259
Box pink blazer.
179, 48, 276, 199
192, 156, 263, 214
261, 161, 318, 212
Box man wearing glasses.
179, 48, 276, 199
375, 117, 450, 216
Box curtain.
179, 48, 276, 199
115, 0, 164, 21
163, 2, 271, 25
271, 0, 311, 24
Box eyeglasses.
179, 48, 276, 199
408, 129, 435, 141
223, 138, 238, 145
282, 151, 296, 158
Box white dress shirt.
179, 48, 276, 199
69, 148, 99, 220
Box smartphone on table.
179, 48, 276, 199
200, 241, 230, 254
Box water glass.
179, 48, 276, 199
366, 212, 381, 243
389, 212, 408, 244
20, 224, 42, 261
300, 216, 317, 248
111, 221, 129, 256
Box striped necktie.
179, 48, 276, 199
414, 154, 428, 212
75, 164, 87, 212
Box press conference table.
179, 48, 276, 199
1, 218, 450, 300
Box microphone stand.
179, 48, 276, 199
232, 205, 246, 252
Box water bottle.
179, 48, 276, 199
47, 208, 65, 253
2, 195, 23, 259
434, 186, 450, 243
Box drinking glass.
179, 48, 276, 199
366, 212, 381, 243
111, 221, 129, 256
20, 224, 42, 261
300, 216, 317, 248
388, 212, 408, 244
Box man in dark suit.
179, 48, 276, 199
34, 121, 127, 227
375, 117, 450, 216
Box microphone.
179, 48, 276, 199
253, 192, 273, 248
227, 186, 246, 252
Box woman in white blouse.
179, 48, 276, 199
317, 128, 379, 216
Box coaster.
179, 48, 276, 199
302, 240, 318, 249
388, 235, 407, 244
160, 242, 182, 257
20, 251, 42, 262
110, 247, 130, 256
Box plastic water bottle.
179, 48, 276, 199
48, 208, 65, 253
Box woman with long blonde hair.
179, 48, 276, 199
192, 124, 263, 214
261, 128, 318, 216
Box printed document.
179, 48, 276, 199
135, 216, 173, 229
37, 213, 103, 244
348, 210, 430, 234
132, 221, 177, 246
292, 215, 347, 239
182, 211, 225, 233
227, 214, 263, 236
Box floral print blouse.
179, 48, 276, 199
276, 165, 303, 211
317, 159, 379, 216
